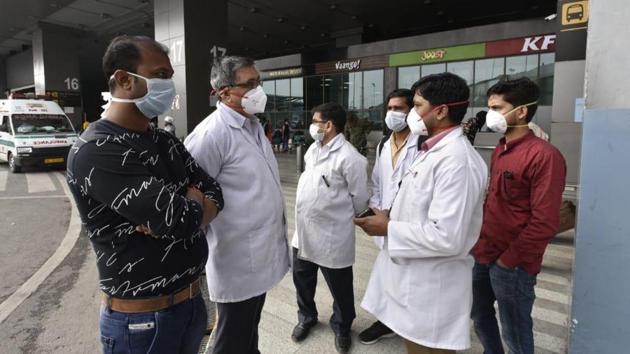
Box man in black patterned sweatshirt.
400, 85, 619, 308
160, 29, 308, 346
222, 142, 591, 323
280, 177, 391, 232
66, 35, 223, 354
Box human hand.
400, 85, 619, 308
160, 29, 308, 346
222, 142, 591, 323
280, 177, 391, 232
186, 186, 205, 206
353, 209, 389, 236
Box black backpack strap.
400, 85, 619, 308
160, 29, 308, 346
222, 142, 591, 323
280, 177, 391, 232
377, 132, 391, 157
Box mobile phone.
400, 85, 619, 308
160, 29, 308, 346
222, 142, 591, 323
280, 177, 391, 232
356, 208, 375, 218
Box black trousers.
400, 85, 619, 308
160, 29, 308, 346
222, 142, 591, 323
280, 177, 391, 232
292, 247, 356, 336
212, 293, 266, 354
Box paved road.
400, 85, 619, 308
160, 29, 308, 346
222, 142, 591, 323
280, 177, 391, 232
0, 152, 574, 354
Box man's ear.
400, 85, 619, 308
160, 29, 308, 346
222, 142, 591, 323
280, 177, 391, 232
516, 105, 529, 122
112, 70, 134, 91
437, 105, 449, 121
218, 88, 230, 102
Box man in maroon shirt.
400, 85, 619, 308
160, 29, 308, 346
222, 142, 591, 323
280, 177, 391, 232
471, 78, 566, 354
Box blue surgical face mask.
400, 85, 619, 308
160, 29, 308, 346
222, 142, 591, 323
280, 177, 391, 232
108, 72, 176, 119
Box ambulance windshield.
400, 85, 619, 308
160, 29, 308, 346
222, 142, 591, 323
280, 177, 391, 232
12, 114, 75, 135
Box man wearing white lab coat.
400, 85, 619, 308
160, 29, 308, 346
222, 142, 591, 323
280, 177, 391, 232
355, 73, 487, 354
184, 56, 290, 354
291, 102, 369, 353
358, 88, 425, 345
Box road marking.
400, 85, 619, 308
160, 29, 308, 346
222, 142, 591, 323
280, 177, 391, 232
0, 195, 66, 200
0, 171, 7, 192
0, 172, 81, 324
26, 172, 57, 193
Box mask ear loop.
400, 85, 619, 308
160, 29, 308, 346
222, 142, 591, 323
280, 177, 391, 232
505, 101, 538, 128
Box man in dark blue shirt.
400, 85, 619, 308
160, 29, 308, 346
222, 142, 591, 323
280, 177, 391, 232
66, 35, 223, 354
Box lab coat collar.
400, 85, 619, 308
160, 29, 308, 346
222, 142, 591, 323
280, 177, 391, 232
315, 133, 345, 161
415, 127, 464, 164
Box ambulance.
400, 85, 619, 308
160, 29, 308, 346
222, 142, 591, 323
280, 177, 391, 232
0, 98, 78, 173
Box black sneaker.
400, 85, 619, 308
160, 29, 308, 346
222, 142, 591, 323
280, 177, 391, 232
358, 321, 396, 344
291, 321, 316, 342
335, 334, 352, 353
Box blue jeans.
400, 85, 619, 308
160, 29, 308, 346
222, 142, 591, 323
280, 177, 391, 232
99, 294, 207, 354
471, 262, 537, 354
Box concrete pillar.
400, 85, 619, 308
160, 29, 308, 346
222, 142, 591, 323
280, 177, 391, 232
0, 56, 7, 97
154, 0, 227, 137
569, 0, 630, 352
550, 0, 589, 188
32, 23, 83, 127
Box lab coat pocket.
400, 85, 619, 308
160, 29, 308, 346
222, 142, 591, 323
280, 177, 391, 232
247, 221, 280, 273
299, 216, 334, 262
384, 259, 410, 307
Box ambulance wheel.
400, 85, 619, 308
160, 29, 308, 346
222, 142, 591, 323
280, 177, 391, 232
8, 152, 21, 173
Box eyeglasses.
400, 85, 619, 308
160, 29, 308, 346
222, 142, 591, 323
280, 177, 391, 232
231, 79, 261, 90
311, 119, 327, 124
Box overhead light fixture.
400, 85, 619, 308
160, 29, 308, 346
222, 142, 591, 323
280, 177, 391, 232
320, 32, 328, 37
283, 40, 290, 45
423, 0, 431, 4
329, 4, 337, 10
276, 17, 285, 23
544, 13, 557, 21
239, 26, 246, 31
300, 24, 307, 30
436, 10, 444, 16
263, 33, 270, 38
249, 7, 258, 13
351, 15, 358, 20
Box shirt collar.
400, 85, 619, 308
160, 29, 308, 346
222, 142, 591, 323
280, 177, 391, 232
218, 102, 253, 128
499, 130, 536, 152
420, 125, 459, 152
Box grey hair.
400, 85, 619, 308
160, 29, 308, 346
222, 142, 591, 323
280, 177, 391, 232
210, 56, 257, 90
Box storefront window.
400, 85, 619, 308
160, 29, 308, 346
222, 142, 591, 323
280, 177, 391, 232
506, 55, 538, 80
263, 80, 275, 112
398, 66, 420, 90
262, 77, 307, 130
348, 72, 362, 111
447, 61, 474, 117
473, 58, 504, 107
539, 53, 555, 105
421, 63, 446, 76
275, 79, 291, 111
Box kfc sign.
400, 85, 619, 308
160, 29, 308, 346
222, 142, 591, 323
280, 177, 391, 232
521, 35, 556, 52
486, 34, 557, 57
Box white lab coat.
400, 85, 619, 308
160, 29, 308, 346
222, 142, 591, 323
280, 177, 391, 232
361, 127, 487, 350
369, 132, 421, 248
184, 102, 290, 303
291, 133, 368, 269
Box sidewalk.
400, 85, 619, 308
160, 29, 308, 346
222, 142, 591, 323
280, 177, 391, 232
205, 151, 573, 354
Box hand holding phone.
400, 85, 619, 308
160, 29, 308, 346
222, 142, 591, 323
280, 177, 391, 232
356, 208, 375, 218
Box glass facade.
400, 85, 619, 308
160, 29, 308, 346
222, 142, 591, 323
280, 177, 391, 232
262, 77, 305, 130
397, 52, 556, 116
262, 52, 555, 135
307, 69, 384, 130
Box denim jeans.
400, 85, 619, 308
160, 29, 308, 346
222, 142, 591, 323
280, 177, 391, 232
99, 294, 207, 354
471, 262, 537, 354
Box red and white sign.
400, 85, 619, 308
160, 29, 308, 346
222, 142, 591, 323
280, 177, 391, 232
486, 34, 556, 57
